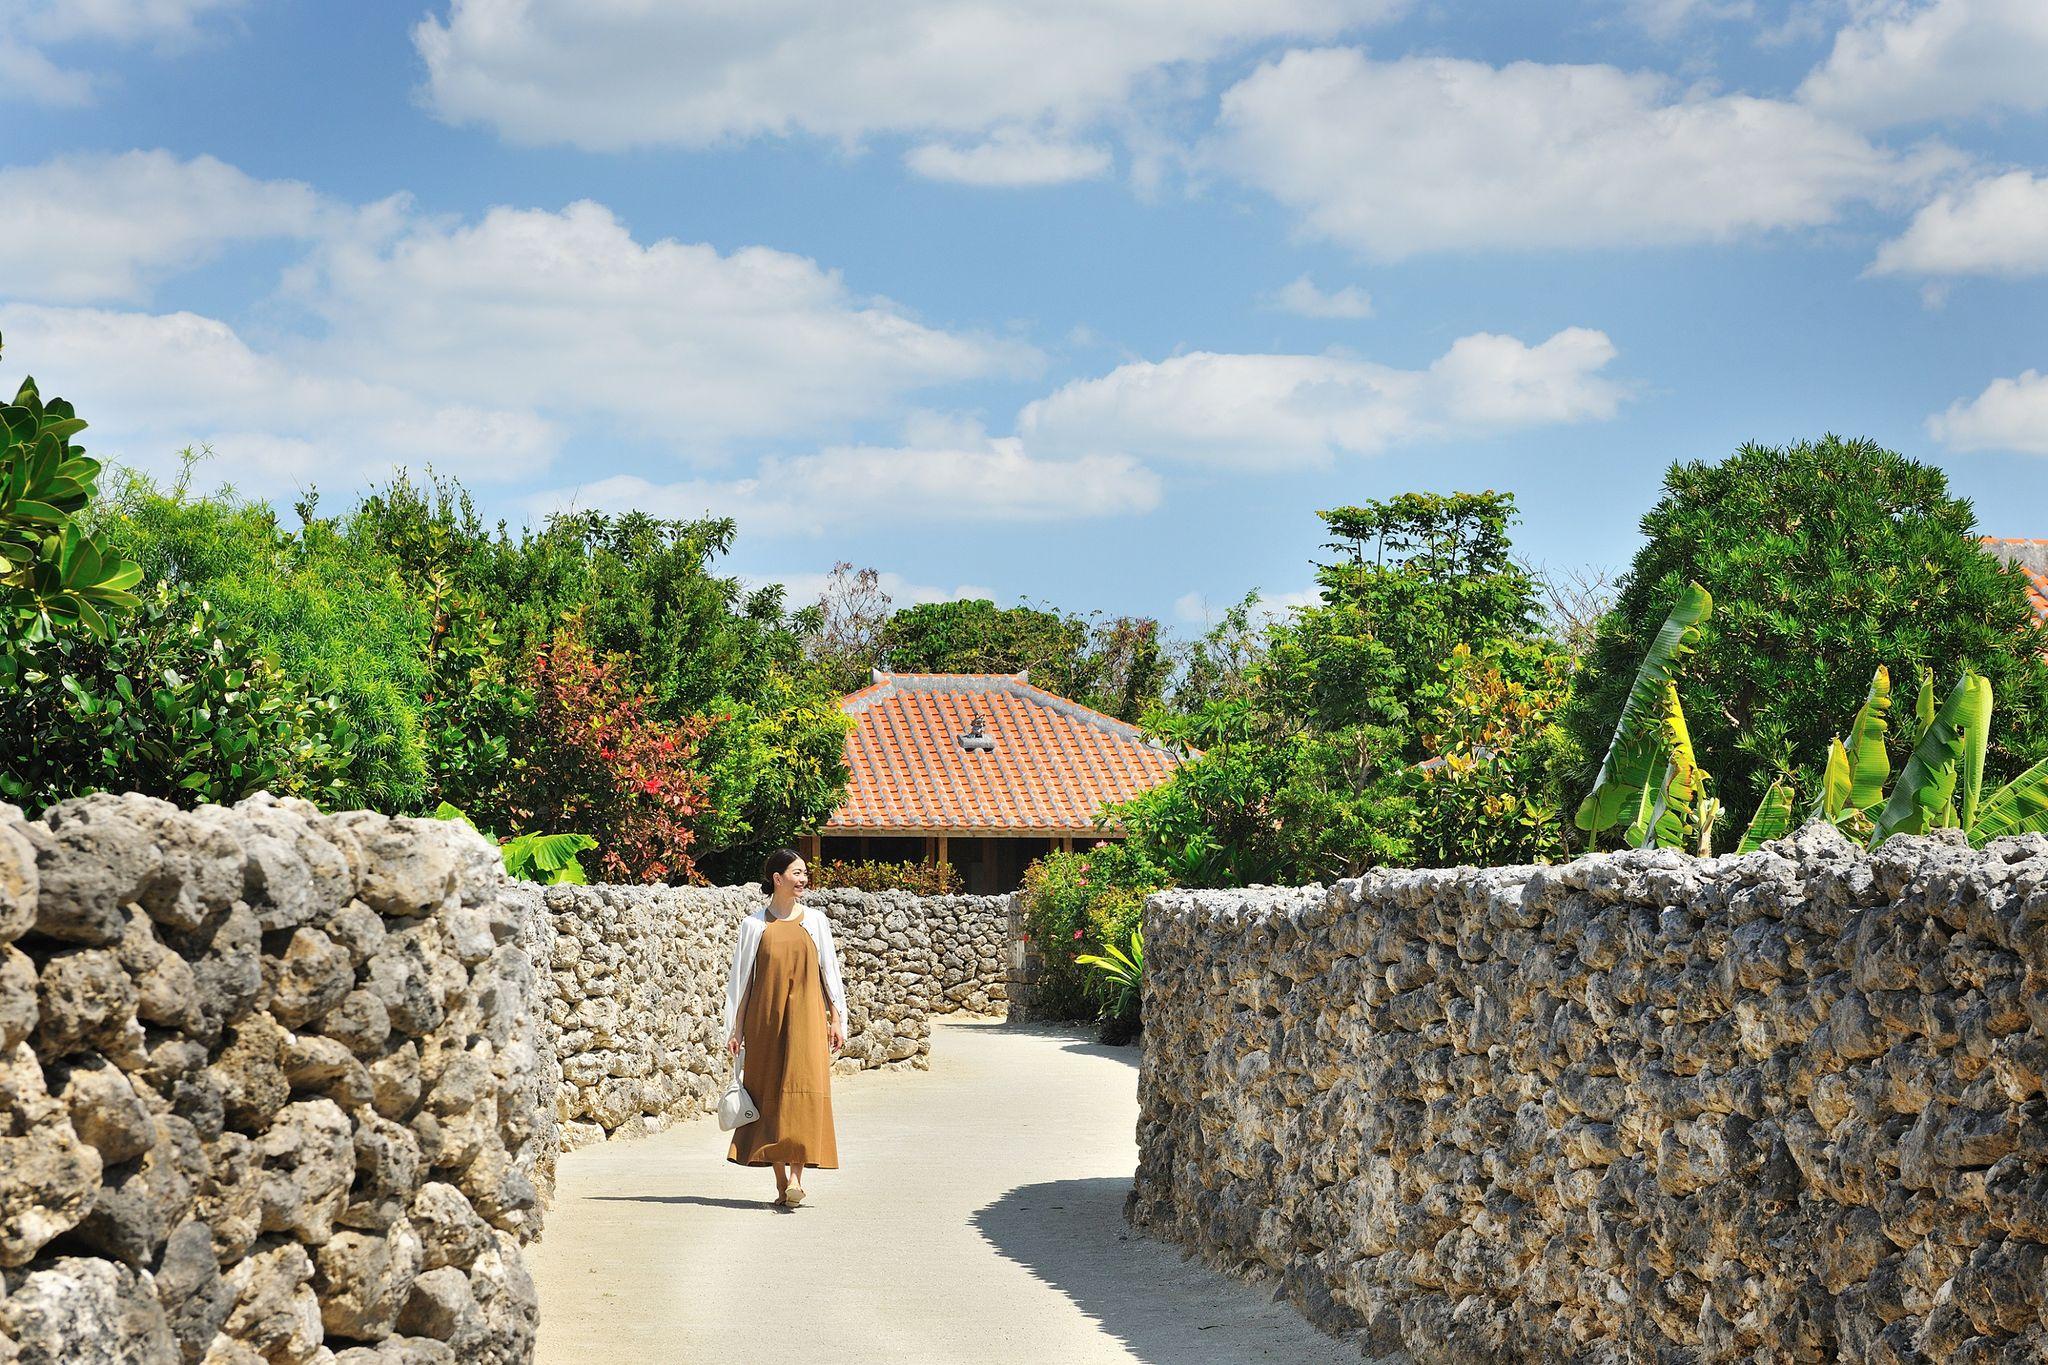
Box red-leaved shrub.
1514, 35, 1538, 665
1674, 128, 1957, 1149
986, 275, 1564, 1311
516, 624, 711, 883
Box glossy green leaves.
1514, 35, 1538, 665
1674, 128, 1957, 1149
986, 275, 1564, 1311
1, 338, 144, 641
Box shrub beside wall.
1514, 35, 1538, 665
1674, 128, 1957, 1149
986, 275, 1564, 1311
1133, 824, 2048, 1362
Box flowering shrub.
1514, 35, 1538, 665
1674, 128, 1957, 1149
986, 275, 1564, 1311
809, 859, 961, 895
513, 622, 711, 884
1020, 842, 1167, 1030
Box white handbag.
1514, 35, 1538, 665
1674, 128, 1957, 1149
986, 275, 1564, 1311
717, 1050, 758, 1131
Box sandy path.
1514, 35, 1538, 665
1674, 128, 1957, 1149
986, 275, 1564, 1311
528, 1017, 1355, 1364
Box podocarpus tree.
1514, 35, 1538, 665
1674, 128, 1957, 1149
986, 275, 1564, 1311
1566, 436, 2048, 813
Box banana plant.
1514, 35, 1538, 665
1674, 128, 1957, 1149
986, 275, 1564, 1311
432, 801, 596, 884
1868, 671, 2048, 847
1, 334, 143, 641
1576, 581, 1715, 851
1736, 780, 1794, 852
1807, 666, 1893, 837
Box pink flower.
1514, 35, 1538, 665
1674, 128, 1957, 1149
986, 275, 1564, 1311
1073, 929, 1084, 941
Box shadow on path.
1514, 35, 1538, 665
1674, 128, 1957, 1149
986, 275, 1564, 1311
971, 1177, 1355, 1365
587, 1194, 784, 1213
950, 1012, 1140, 1068
1060, 1037, 1138, 1067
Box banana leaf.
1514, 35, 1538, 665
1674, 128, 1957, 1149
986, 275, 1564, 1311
1912, 667, 1936, 746
1811, 738, 1852, 823
1738, 781, 1795, 853
1577, 581, 1712, 835
1642, 682, 1704, 850
1959, 672, 1994, 833
1872, 672, 1991, 843
1971, 757, 2048, 844
1623, 750, 1669, 848
1844, 666, 1892, 813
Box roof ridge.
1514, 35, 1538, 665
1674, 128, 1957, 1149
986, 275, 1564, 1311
998, 675, 1159, 746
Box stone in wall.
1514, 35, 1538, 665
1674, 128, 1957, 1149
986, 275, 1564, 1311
0, 793, 552, 1364
522, 884, 1013, 1148
1131, 823, 2048, 1362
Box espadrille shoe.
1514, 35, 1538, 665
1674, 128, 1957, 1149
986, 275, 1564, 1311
784, 1184, 806, 1207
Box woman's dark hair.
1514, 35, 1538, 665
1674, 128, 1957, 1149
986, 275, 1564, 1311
759, 848, 802, 896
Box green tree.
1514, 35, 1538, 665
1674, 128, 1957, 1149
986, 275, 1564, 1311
1120, 491, 1568, 883
879, 597, 1167, 720
1564, 436, 2048, 812
1116, 598, 1413, 886
438, 504, 850, 879
1399, 640, 1578, 867
346, 474, 530, 827
95, 467, 433, 811
1316, 490, 1537, 697
1, 585, 356, 811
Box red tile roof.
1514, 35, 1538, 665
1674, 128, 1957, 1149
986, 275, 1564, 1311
1981, 537, 2048, 624
824, 673, 1181, 835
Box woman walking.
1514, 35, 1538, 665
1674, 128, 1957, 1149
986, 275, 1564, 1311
723, 848, 847, 1205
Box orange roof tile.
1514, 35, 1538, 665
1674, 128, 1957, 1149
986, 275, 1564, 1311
1981, 537, 2048, 624
825, 673, 1181, 835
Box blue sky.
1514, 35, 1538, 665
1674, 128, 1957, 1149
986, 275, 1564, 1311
4, 0, 2047, 633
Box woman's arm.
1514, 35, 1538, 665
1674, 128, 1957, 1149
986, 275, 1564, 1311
814, 914, 850, 1038
722, 913, 759, 1048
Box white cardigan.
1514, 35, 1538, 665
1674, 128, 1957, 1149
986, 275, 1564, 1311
722, 905, 849, 1044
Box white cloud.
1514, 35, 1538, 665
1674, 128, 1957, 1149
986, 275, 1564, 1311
1211, 48, 1952, 258
1872, 172, 2048, 278
1929, 370, 2048, 455
526, 418, 1162, 535
0, 157, 1052, 508
1799, 0, 2048, 127
288, 200, 1036, 447
1174, 587, 1317, 625
765, 570, 994, 609
0, 37, 86, 106
413, 0, 1406, 153
3, 0, 247, 105
1017, 328, 1627, 470
905, 129, 1112, 187
1267, 274, 1373, 319
1624, 0, 1758, 40
0, 151, 329, 303
0, 302, 559, 490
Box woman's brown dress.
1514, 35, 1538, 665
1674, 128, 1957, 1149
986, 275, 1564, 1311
727, 911, 839, 1168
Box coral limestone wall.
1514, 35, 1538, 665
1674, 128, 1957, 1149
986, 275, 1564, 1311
0, 793, 553, 1365
1133, 825, 2048, 1363
521, 884, 1013, 1147
0, 791, 1014, 1362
